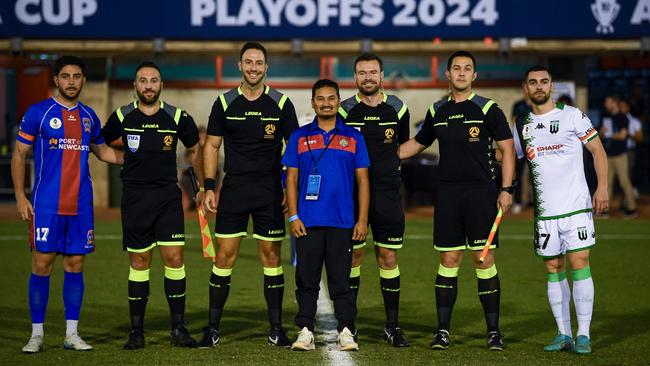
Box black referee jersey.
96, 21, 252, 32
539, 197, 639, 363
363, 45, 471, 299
415, 93, 512, 184
207, 85, 298, 176
102, 100, 200, 187
338, 93, 410, 187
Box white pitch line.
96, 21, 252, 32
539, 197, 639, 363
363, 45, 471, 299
0, 233, 648, 241
316, 276, 355, 366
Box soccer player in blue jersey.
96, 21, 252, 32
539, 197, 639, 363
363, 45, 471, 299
11, 56, 123, 353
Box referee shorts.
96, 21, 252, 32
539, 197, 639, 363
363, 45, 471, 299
121, 184, 185, 252
433, 183, 499, 251
215, 174, 285, 241
352, 185, 405, 250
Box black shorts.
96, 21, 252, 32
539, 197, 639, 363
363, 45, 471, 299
215, 174, 285, 241
433, 183, 499, 251
121, 184, 185, 252
353, 185, 405, 250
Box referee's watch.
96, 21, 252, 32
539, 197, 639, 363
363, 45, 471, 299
500, 186, 515, 194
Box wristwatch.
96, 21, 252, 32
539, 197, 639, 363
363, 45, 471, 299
500, 186, 515, 194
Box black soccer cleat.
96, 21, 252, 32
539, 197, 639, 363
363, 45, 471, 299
268, 327, 292, 347
170, 326, 197, 347
487, 331, 505, 351
384, 327, 410, 347
123, 329, 145, 350
430, 329, 450, 350
197, 327, 220, 348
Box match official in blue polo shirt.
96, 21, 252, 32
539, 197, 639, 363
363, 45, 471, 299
283, 79, 370, 352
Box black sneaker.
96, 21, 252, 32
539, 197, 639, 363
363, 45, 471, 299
430, 329, 450, 350
197, 327, 220, 348
268, 327, 291, 347
123, 329, 145, 350
170, 326, 197, 347
624, 210, 639, 219
487, 331, 505, 351
384, 327, 410, 347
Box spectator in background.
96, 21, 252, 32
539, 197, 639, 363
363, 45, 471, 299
557, 94, 573, 107
601, 96, 637, 218
619, 99, 643, 199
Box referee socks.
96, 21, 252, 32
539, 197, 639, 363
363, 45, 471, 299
476, 265, 501, 333
379, 266, 401, 329
349, 266, 361, 303
164, 265, 187, 329
435, 264, 459, 331
128, 267, 150, 331
263, 266, 285, 328
208, 266, 232, 329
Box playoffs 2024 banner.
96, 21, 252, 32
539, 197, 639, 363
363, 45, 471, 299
1, 0, 649, 40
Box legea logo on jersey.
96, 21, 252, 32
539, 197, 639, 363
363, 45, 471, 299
127, 134, 140, 152
49, 117, 62, 129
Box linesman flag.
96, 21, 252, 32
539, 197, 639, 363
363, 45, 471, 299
188, 167, 216, 261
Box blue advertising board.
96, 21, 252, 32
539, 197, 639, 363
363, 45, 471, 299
0, 0, 648, 40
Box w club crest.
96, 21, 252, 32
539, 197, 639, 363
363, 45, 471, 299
591, 0, 620, 34
578, 227, 588, 241
550, 120, 560, 134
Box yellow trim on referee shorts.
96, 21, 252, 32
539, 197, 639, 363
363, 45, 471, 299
127, 242, 156, 253
165, 265, 186, 280
263, 266, 284, 276
379, 266, 400, 279
353, 242, 366, 250
374, 241, 402, 249
476, 264, 498, 279
253, 234, 284, 242
468, 244, 496, 251
215, 232, 247, 239
438, 264, 459, 278
434, 244, 467, 252
157, 241, 185, 246
212, 266, 233, 277
129, 267, 150, 282
350, 266, 361, 278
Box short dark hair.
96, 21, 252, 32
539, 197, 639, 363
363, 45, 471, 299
524, 65, 552, 81
354, 53, 383, 72
311, 79, 340, 99
447, 51, 476, 71
134, 61, 161, 78
54, 55, 86, 76
240, 42, 267, 62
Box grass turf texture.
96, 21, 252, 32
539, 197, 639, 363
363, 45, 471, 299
0, 217, 648, 365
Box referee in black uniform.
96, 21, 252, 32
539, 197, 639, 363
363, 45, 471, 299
102, 61, 201, 349
198, 42, 299, 347
399, 51, 515, 351
338, 53, 410, 347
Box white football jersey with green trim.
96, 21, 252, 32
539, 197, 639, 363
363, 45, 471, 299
513, 104, 598, 220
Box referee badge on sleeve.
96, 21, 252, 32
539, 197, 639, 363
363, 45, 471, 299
127, 134, 140, 152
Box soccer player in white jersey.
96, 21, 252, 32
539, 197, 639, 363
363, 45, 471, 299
513, 66, 608, 355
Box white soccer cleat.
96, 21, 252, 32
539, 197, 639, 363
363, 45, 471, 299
22, 335, 43, 353
291, 327, 315, 351
337, 327, 359, 351
63, 333, 93, 351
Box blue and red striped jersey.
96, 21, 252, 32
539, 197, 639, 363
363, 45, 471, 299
16, 97, 105, 216
282, 117, 370, 229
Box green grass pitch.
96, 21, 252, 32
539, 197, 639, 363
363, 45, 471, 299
0, 216, 648, 365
